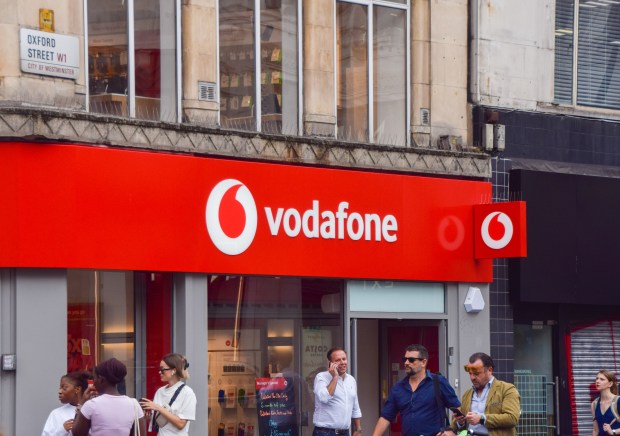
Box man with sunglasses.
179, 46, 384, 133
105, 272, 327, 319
372, 344, 460, 436
447, 352, 520, 436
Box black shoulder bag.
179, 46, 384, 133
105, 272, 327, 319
432, 373, 450, 432
152, 383, 186, 433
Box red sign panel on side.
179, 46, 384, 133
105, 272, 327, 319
474, 201, 527, 259
0, 142, 493, 282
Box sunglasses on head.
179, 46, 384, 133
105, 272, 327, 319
463, 364, 486, 375
402, 356, 425, 363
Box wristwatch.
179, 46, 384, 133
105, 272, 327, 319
480, 414, 486, 426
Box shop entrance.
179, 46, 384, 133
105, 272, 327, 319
351, 319, 445, 436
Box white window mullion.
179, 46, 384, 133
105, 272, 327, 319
406, 0, 411, 146
128, 0, 136, 118
254, 0, 262, 131
333, 1, 338, 139
83, 0, 90, 112
572, 0, 579, 107
368, 3, 374, 142
176, 0, 182, 123
298, 0, 303, 136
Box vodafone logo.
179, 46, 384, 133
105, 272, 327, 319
205, 179, 258, 255
205, 179, 399, 255
480, 212, 514, 250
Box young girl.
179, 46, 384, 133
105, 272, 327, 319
592, 370, 620, 436
41, 371, 89, 436
140, 353, 197, 435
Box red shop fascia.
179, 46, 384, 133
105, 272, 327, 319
0, 141, 526, 280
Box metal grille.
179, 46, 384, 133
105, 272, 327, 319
515, 374, 552, 436
570, 320, 620, 435
198, 81, 217, 102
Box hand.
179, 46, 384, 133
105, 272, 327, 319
438, 430, 456, 436
328, 361, 338, 377
63, 419, 74, 431
82, 385, 98, 402
465, 412, 482, 425
454, 415, 466, 426
139, 397, 160, 414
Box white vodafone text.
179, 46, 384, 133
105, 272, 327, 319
264, 200, 398, 242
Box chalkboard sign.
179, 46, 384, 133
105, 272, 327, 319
256, 377, 298, 436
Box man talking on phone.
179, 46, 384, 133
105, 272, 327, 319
313, 347, 362, 436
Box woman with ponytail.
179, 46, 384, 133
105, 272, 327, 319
140, 353, 197, 435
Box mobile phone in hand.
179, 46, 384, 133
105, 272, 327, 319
450, 407, 464, 417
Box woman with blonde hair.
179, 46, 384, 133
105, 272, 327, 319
140, 353, 197, 435
592, 369, 620, 436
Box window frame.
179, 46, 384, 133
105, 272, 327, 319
334, 0, 411, 146
216, 0, 304, 135
83, 0, 182, 122
554, 0, 620, 110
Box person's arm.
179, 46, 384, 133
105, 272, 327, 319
484, 383, 520, 429
352, 417, 362, 434
314, 371, 338, 403
372, 417, 391, 436
141, 398, 189, 430
70, 410, 91, 436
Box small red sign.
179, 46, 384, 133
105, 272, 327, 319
474, 201, 527, 259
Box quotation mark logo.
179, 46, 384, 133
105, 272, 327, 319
205, 179, 258, 255
480, 212, 513, 250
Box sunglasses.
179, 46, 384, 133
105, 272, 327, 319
158, 367, 173, 374
463, 364, 486, 375
402, 356, 425, 363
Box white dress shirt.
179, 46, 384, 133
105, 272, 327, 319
313, 371, 362, 429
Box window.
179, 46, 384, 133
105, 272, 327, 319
86, 0, 179, 121
554, 0, 620, 109
337, 0, 409, 146
67, 270, 172, 398
207, 276, 343, 436
219, 0, 300, 134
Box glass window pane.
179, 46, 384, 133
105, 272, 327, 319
67, 270, 136, 396
374, 6, 406, 146
88, 1, 129, 117
337, 3, 368, 142
554, 0, 574, 104
577, 3, 620, 109
134, 0, 177, 122
207, 276, 343, 436
349, 281, 444, 313
220, 0, 257, 131
260, 0, 298, 135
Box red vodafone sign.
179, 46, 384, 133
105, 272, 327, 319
474, 201, 527, 259
0, 142, 509, 282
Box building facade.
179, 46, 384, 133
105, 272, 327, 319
471, 0, 620, 434
0, 1, 527, 435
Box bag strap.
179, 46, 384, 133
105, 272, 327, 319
433, 373, 449, 430
612, 396, 620, 422
152, 383, 186, 432
168, 383, 186, 407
